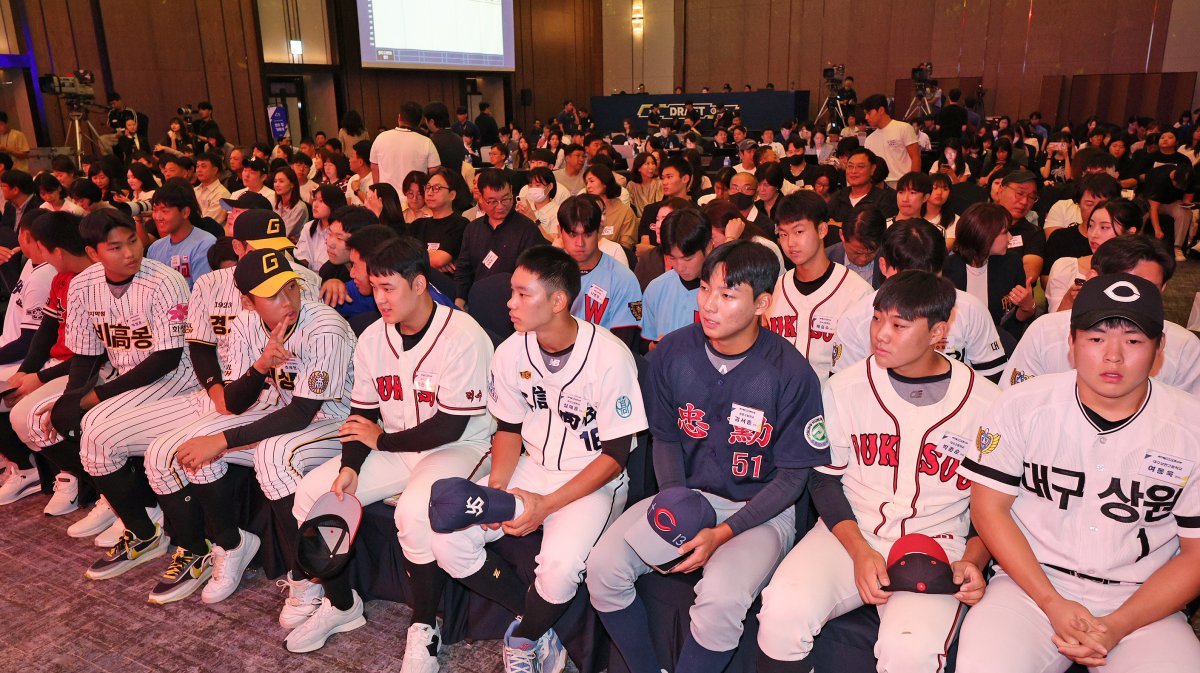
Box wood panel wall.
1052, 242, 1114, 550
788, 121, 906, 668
679, 0, 1175, 122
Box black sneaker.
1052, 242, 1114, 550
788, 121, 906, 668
84, 525, 169, 581
148, 545, 212, 605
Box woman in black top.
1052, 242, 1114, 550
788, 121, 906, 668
943, 202, 1035, 345
408, 166, 469, 273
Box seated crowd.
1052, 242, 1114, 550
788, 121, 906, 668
0, 89, 1195, 673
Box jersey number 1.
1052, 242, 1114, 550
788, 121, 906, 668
732, 452, 763, 479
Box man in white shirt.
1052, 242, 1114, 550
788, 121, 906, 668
229, 157, 275, 206
193, 152, 231, 225
370, 102, 440, 192
862, 94, 920, 188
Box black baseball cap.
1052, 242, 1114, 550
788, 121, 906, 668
1071, 273, 1164, 338
243, 156, 268, 173
428, 477, 523, 533
883, 533, 959, 594
296, 492, 363, 579
220, 191, 273, 212
234, 248, 300, 298
231, 208, 294, 250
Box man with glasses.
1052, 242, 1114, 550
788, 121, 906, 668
728, 172, 767, 226
995, 170, 1046, 280
828, 147, 898, 237
453, 169, 545, 305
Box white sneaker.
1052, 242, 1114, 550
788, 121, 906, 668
284, 592, 366, 653
400, 622, 442, 673
67, 497, 117, 538
44, 473, 80, 516
94, 505, 162, 547
1176, 248, 1187, 262
0, 467, 40, 505
277, 572, 325, 628
0, 460, 14, 483
201, 529, 261, 604
502, 618, 540, 673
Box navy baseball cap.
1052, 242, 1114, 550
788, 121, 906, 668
624, 487, 717, 573
883, 533, 959, 594
296, 492, 363, 579
1071, 273, 1164, 339
428, 478, 524, 533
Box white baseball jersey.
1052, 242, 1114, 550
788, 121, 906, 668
830, 288, 1007, 378
66, 258, 193, 380
350, 303, 496, 467
0, 260, 54, 350
819, 356, 998, 540
185, 261, 322, 382
765, 263, 872, 380
1002, 310, 1200, 395
959, 372, 1200, 583
225, 299, 355, 419
488, 317, 648, 473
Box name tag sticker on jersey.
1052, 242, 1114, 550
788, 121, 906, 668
729, 403, 765, 432
414, 371, 437, 393
1008, 234, 1023, 249
811, 315, 836, 334
1140, 451, 1194, 487
559, 393, 586, 417
586, 284, 608, 304
127, 313, 148, 330
482, 250, 499, 269
936, 432, 970, 461
602, 226, 614, 236
282, 359, 301, 374
427, 242, 441, 251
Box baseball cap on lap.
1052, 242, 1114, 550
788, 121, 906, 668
428, 477, 524, 533
232, 209, 294, 250
220, 191, 273, 212
296, 492, 363, 579
235, 248, 300, 298
883, 533, 959, 594
1071, 273, 1163, 339
624, 487, 716, 574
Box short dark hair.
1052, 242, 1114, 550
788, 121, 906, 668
701, 240, 780, 297
69, 179, 101, 204
0, 152, 13, 171
880, 218, 947, 273
491, 142, 510, 158
755, 162, 785, 190
206, 237, 238, 270
564, 143, 585, 157
79, 208, 137, 248
661, 208, 711, 256
1, 169, 33, 194
526, 166, 557, 200
330, 205, 379, 233
161, 154, 195, 172
400, 101, 424, 126
366, 236, 432, 283
424, 102, 450, 128
195, 151, 223, 169
479, 102, 491, 112
896, 171, 933, 194
50, 155, 77, 174
351, 139, 373, 162
583, 164, 621, 199
476, 168, 511, 195
198, 101, 213, 111
861, 94, 888, 112
660, 156, 693, 181
288, 151, 313, 168
1091, 230, 1175, 282
775, 191, 827, 227
28, 211, 85, 255
347, 224, 399, 255
557, 194, 602, 235
151, 182, 196, 211
324, 138, 343, 153
951, 202, 1011, 266
315, 184, 348, 213
34, 173, 62, 195
516, 245, 581, 304
874, 270, 956, 325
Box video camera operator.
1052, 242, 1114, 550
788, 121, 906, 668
836, 75, 858, 111
102, 92, 139, 156
187, 101, 226, 155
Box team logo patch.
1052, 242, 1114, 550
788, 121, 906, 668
308, 371, 330, 395
615, 395, 633, 418
976, 427, 1001, 455
831, 344, 842, 366
1009, 369, 1032, 386
488, 373, 498, 401
1104, 280, 1140, 302
629, 301, 643, 322
519, 370, 532, 380
169, 303, 188, 322
805, 415, 829, 450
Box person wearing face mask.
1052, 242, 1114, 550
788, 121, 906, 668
929, 137, 971, 184
515, 167, 561, 241
728, 172, 764, 226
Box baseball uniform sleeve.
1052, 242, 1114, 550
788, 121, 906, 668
815, 377, 851, 475
958, 394, 1024, 495
646, 339, 681, 443
149, 271, 191, 352
435, 322, 493, 416
593, 338, 648, 441
608, 272, 643, 329
292, 323, 352, 401
66, 276, 104, 357
771, 360, 829, 469
487, 340, 529, 425
18, 265, 53, 330
1000, 316, 1047, 389
830, 302, 869, 374
959, 295, 1007, 377
640, 280, 666, 342
1167, 324, 1200, 396
349, 337, 380, 410
185, 273, 217, 345
1175, 474, 1200, 538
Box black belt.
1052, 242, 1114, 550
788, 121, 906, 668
1043, 563, 1136, 586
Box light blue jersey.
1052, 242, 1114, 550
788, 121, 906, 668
571, 252, 642, 330
147, 225, 217, 289
641, 269, 699, 342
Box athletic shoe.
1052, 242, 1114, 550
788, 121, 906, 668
148, 545, 212, 605
0, 460, 14, 484
43, 473, 80, 516
95, 505, 163, 548
537, 628, 567, 673
284, 592, 366, 653
277, 572, 325, 628
0, 468, 40, 505
200, 529, 261, 604
1176, 248, 1187, 262
400, 622, 442, 673
84, 524, 169, 580
67, 498, 117, 538
502, 618, 540, 673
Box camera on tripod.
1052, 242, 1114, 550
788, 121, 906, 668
177, 104, 196, 123
912, 63, 934, 98
823, 64, 846, 93
38, 70, 97, 113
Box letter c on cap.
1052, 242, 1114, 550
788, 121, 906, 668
1103, 280, 1140, 303
652, 508, 677, 532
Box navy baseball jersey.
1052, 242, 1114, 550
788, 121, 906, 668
571, 252, 642, 330
647, 323, 828, 502
641, 269, 699, 342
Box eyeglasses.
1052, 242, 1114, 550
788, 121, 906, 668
1005, 185, 1039, 204
424, 184, 448, 194
728, 184, 757, 194
483, 195, 514, 208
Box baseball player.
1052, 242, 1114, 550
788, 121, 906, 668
282, 237, 495, 666
956, 273, 1200, 673
134, 248, 355, 606
830, 219, 1007, 380
757, 270, 997, 672
1001, 236, 1200, 394
587, 240, 828, 673
147, 182, 217, 289
558, 194, 642, 349
641, 208, 712, 348
431, 246, 648, 673
766, 191, 872, 380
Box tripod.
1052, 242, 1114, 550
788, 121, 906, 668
64, 108, 104, 164
903, 92, 931, 122
815, 91, 846, 132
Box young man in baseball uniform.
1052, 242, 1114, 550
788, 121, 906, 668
137, 248, 355, 605
766, 191, 872, 380
757, 270, 996, 672
283, 236, 495, 666
641, 208, 712, 348
1001, 236, 1200, 394
587, 240, 828, 673
956, 274, 1200, 673
830, 219, 1007, 380
559, 194, 642, 349
431, 246, 648, 673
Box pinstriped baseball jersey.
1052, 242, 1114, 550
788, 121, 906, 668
350, 303, 496, 464
830, 288, 1007, 377
184, 261, 321, 382
225, 299, 355, 419
66, 258, 193, 379
818, 356, 998, 540
765, 263, 872, 380
488, 317, 648, 473
0, 260, 54, 350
